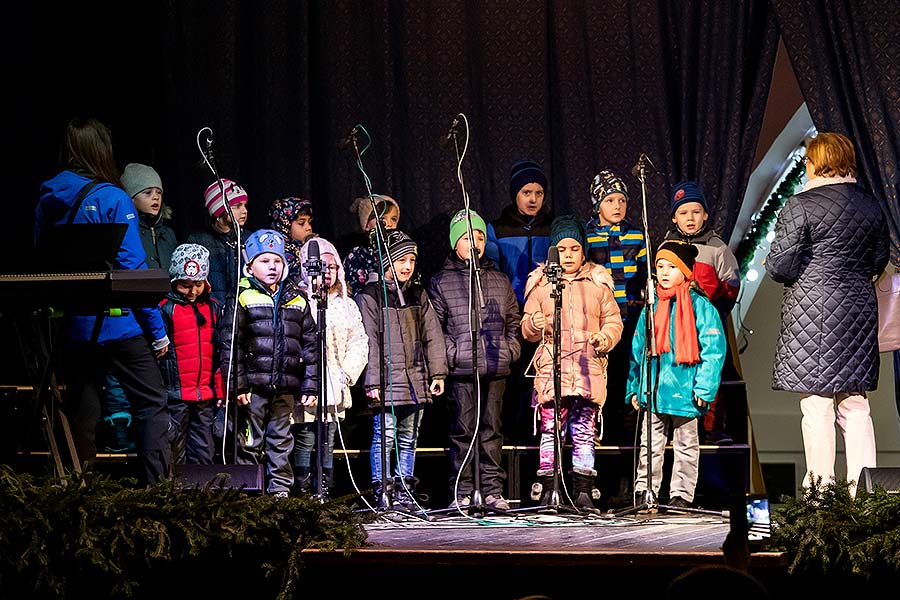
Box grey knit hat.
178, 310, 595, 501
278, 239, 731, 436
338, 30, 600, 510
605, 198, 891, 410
121, 163, 163, 198
169, 243, 209, 282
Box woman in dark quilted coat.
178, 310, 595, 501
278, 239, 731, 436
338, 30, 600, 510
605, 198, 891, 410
766, 132, 889, 496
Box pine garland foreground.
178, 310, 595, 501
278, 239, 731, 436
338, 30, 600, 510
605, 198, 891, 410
0, 465, 368, 598
770, 479, 900, 579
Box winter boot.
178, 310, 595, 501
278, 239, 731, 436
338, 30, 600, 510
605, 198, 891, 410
394, 476, 428, 509
572, 473, 601, 514
293, 466, 312, 496
372, 480, 392, 509
530, 475, 556, 507
320, 467, 334, 499
104, 415, 135, 454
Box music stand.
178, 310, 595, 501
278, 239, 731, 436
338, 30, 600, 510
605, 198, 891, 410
34, 223, 126, 273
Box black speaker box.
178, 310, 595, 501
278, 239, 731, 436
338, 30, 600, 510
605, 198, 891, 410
174, 464, 265, 493
857, 467, 900, 494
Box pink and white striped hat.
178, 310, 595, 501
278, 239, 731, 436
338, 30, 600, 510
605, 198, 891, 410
204, 179, 248, 217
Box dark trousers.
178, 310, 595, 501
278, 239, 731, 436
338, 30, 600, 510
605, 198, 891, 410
448, 376, 506, 497
602, 318, 640, 446
62, 335, 172, 485
236, 391, 294, 495
169, 398, 215, 465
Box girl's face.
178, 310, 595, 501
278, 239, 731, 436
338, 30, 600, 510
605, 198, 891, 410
366, 206, 400, 231
454, 230, 486, 262
291, 214, 313, 242
249, 252, 284, 289
218, 200, 249, 230
556, 238, 585, 274
385, 253, 416, 283
174, 280, 205, 303
133, 187, 162, 216
655, 258, 686, 289
672, 202, 708, 235
321, 252, 338, 288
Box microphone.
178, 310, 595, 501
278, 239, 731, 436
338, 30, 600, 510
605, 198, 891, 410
631, 153, 657, 179
304, 239, 323, 275
438, 117, 460, 148
337, 126, 360, 150
543, 245, 561, 280
205, 130, 215, 168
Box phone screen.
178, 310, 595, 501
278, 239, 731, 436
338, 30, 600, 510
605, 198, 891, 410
747, 497, 771, 542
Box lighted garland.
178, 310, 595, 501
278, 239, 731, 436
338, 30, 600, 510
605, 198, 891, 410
735, 157, 807, 276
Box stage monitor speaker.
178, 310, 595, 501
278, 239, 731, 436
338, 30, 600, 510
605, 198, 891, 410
857, 467, 900, 494
174, 464, 265, 494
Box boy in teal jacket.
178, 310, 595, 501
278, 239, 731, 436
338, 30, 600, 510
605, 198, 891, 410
627, 241, 725, 512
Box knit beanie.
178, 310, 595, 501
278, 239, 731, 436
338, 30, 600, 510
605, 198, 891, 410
168, 243, 209, 282
589, 169, 628, 213
656, 240, 698, 279
381, 230, 417, 270
509, 159, 548, 201
349, 194, 400, 232
298, 236, 347, 300
549, 214, 586, 250
448, 208, 487, 249
204, 179, 249, 218
670, 181, 709, 216
121, 163, 163, 198
242, 229, 288, 281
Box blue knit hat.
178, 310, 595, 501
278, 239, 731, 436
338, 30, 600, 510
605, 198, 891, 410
510, 159, 548, 201
670, 181, 709, 216
549, 214, 586, 250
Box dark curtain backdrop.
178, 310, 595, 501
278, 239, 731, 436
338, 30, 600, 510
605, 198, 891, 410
773, 0, 900, 266
6, 0, 777, 279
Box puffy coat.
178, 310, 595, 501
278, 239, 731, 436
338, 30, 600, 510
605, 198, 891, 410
355, 279, 448, 408
626, 287, 726, 418
186, 227, 253, 305
138, 210, 179, 271
765, 181, 889, 394
428, 253, 522, 377
521, 261, 623, 406
158, 290, 220, 402
219, 277, 318, 395
485, 204, 555, 306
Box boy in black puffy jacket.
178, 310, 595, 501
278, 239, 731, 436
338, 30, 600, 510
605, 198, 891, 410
219, 229, 318, 497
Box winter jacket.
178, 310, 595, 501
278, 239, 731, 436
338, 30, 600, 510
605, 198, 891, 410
428, 253, 522, 377
35, 170, 168, 344
625, 287, 726, 418
521, 261, 623, 406
485, 204, 555, 306
138, 210, 179, 271
665, 227, 740, 316
585, 217, 648, 322
158, 289, 220, 402
219, 277, 318, 396
186, 227, 253, 305
355, 279, 448, 408
293, 289, 369, 423
765, 181, 889, 395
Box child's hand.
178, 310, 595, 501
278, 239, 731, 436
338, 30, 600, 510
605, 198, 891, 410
366, 388, 381, 404
429, 379, 445, 396
630, 395, 640, 411
236, 393, 251, 406
300, 394, 317, 407
155, 344, 169, 359
530, 312, 546, 329
589, 332, 609, 353
694, 396, 709, 411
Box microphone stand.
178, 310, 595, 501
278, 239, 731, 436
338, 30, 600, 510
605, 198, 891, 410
309, 261, 328, 503
344, 125, 421, 520
197, 128, 242, 465
614, 157, 722, 519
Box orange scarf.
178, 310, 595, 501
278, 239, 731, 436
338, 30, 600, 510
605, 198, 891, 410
654, 281, 700, 365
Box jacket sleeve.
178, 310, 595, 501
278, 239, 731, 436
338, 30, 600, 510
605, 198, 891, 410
218, 292, 247, 393
873, 218, 891, 277
355, 292, 381, 390
692, 296, 727, 404
299, 301, 319, 395
626, 309, 646, 406
711, 241, 741, 314
421, 289, 448, 379
503, 278, 522, 364
765, 197, 808, 285
341, 299, 370, 386
521, 270, 550, 342
598, 285, 624, 350
484, 223, 500, 265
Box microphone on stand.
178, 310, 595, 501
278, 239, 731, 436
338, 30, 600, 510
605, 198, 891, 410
438, 117, 460, 148
631, 153, 658, 179
543, 245, 562, 283
337, 126, 360, 150
304, 239, 324, 297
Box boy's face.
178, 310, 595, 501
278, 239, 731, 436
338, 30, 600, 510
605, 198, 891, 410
556, 238, 584, 274
596, 192, 627, 226
133, 187, 162, 216
655, 258, 686, 289
672, 202, 708, 235
249, 252, 285, 288
454, 230, 486, 262
291, 214, 313, 242
321, 252, 338, 288
366, 206, 400, 231
515, 183, 545, 217
174, 280, 206, 303
385, 253, 416, 283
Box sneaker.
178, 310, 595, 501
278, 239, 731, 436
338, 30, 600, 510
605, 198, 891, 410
448, 495, 471, 509
666, 496, 691, 513
485, 494, 510, 510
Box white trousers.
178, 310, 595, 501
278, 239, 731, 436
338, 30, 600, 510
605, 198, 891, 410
800, 393, 876, 497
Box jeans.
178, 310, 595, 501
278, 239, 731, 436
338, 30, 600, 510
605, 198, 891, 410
293, 421, 337, 469
370, 404, 424, 482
